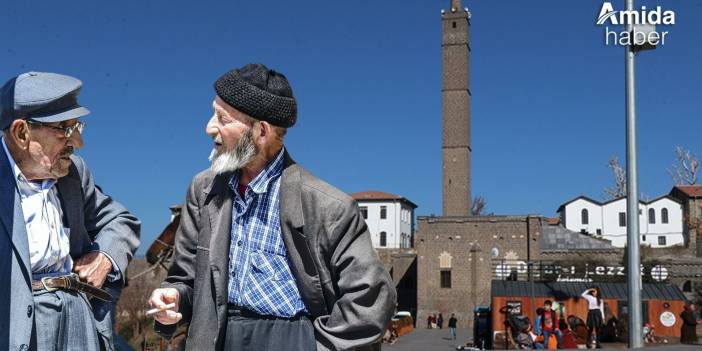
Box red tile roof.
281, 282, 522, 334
674, 185, 702, 198
545, 217, 561, 225
351, 191, 403, 200
350, 191, 417, 208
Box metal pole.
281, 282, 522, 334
625, 0, 643, 348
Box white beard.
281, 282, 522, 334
208, 128, 257, 175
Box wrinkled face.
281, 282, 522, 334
206, 97, 258, 174
25, 118, 84, 179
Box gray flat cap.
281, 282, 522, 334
0, 71, 90, 130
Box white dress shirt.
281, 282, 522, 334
2, 137, 72, 274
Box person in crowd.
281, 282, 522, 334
527, 323, 544, 349
568, 315, 589, 347
559, 320, 578, 349
680, 302, 701, 344
582, 287, 604, 348
598, 315, 619, 342
642, 323, 659, 344
448, 313, 458, 340
539, 300, 561, 348
438, 313, 444, 329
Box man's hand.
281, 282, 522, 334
73, 251, 113, 288
148, 288, 182, 325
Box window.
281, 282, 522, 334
619, 212, 626, 227
360, 206, 368, 220
581, 209, 589, 225
662, 208, 669, 224
658, 236, 666, 246
642, 235, 646, 242
379, 232, 387, 247
439, 252, 453, 269
452, 21, 456, 28
683, 281, 692, 292
648, 208, 655, 224
596, 229, 602, 235
440, 270, 451, 288
380, 206, 387, 219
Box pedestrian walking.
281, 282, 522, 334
448, 313, 458, 340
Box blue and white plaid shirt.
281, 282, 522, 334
227, 148, 308, 317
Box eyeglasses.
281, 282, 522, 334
26, 120, 85, 138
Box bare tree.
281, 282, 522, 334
668, 146, 699, 185
471, 195, 494, 216
604, 156, 627, 199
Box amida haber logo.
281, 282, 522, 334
596, 2, 675, 47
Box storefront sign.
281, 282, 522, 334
659, 311, 676, 327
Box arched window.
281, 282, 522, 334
581, 209, 589, 225
439, 251, 453, 269
380, 231, 387, 247
662, 208, 669, 224
648, 208, 656, 224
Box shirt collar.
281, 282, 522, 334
1, 136, 56, 194
229, 147, 285, 196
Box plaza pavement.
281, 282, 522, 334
383, 328, 701, 350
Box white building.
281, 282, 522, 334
557, 195, 684, 248
351, 191, 417, 249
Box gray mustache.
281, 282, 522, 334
61, 146, 74, 157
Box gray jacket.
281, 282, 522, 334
156, 151, 396, 350
0, 151, 141, 350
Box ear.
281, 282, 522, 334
8, 120, 31, 149
257, 121, 271, 140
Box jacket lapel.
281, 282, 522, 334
279, 151, 328, 317
55, 169, 84, 255
279, 151, 305, 229
205, 172, 233, 316
0, 147, 32, 285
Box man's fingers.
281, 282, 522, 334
163, 290, 178, 303
153, 310, 182, 325
149, 289, 178, 309
166, 310, 182, 320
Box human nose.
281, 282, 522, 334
68, 130, 84, 149
206, 114, 218, 137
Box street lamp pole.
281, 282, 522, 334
625, 0, 643, 348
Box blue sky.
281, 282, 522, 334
2, 1, 700, 255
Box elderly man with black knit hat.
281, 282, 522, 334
149, 64, 396, 350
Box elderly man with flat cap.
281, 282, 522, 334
0, 72, 140, 351
149, 64, 395, 350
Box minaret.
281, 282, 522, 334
442, 0, 472, 216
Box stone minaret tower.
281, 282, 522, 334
442, 0, 472, 216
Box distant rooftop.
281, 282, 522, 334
672, 185, 702, 198
351, 190, 417, 208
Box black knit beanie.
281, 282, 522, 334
214, 64, 297, 128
